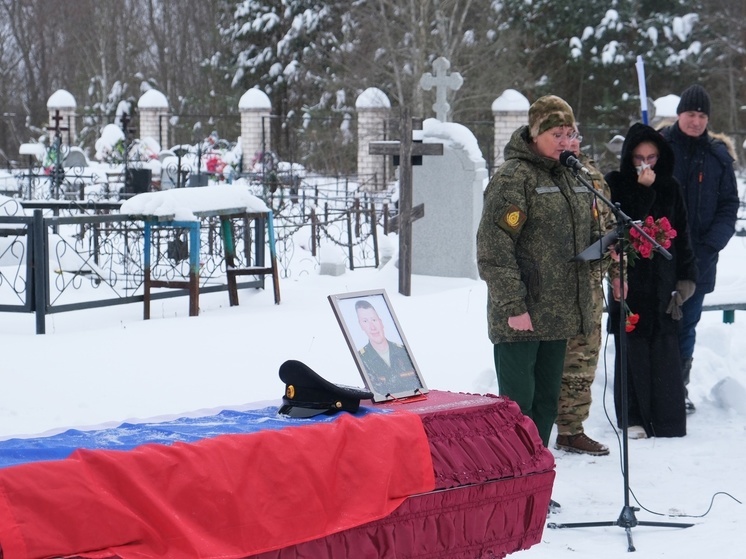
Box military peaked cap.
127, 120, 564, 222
277, 360, 374, 418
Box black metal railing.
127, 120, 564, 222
0, 189, 388, 333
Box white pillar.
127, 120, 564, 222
491, 89, 530, 168
239, 88, 272, 172
137, 89, 169, 149
355, 88, 391, 191
46, 89, 77, 146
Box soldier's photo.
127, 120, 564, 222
328, 290, 427, 401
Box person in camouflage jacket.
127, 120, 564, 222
477, 95, 594, 448
555, 128, 615, 456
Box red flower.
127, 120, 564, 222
626, 216, 677, 263
624, 302, 639, 332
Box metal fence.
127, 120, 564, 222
0, 185, 388, 333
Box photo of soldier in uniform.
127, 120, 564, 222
328, 290, 427, 401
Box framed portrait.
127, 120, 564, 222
328, 289, 428, 402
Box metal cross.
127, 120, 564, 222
369, 108, 444, 296
46, 110, 69, 198
47, 109, 69, 135
120, 111, 136, 138
419, 57, 463, 122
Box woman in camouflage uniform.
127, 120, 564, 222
477, 95, 594, 449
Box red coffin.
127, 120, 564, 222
0, 391, 554, 559
247, 391, 555, 559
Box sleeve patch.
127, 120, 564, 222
498, 204, 527, 233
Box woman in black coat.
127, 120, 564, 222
605, 123, 698, 438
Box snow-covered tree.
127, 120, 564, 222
495, 0, 706, 131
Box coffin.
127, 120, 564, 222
0, 391, 554, 559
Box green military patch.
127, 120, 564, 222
498, 204, 527, 233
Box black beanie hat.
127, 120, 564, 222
677, 84, 711, 116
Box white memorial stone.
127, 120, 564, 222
411, 119, 486, 279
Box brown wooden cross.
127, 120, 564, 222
369, 107, 443, 296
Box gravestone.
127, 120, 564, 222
63, 147, 88, 168
411, 119, 486, 279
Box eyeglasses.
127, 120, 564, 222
551, 132, 582, 142
632, 154, 659, 164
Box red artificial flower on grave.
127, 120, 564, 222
205, 154, 222, 174
627, 216, 677, 263
624, 302, 640, 333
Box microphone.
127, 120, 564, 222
559, 151, 590, 174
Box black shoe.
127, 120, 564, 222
685, 397, 696, 414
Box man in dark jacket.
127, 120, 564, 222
661, 84, 739, 413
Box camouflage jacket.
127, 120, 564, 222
582, 153, 616, 284
477, 126, 594, 343
359, 341, 420, 396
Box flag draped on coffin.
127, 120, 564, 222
0, 407, 434, 559
0, 391, 556, 559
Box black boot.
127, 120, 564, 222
682, 358, 695, 414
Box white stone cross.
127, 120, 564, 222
419, 57, 463, 122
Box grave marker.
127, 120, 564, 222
369, 108, 443, 296
46, 110, 69, 197
419, 57, 463, 122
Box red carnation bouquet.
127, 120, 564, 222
628, 216, 677, 260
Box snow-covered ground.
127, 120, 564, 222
1, 205, 745, 558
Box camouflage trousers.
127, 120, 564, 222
556, 284, 604, 436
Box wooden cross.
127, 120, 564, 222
369, 107, 443, 296
419, 57, 463, 122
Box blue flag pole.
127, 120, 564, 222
635, 56, 649, 125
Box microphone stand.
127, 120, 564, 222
547, 166, 692, 552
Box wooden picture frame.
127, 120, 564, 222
328, 289, 428, 402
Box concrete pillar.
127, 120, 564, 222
239, 88, 272, 172
137, 89, 169, 149
355, 88, 391, 191
46, 89, 77, 146
491, 89, 530, 168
